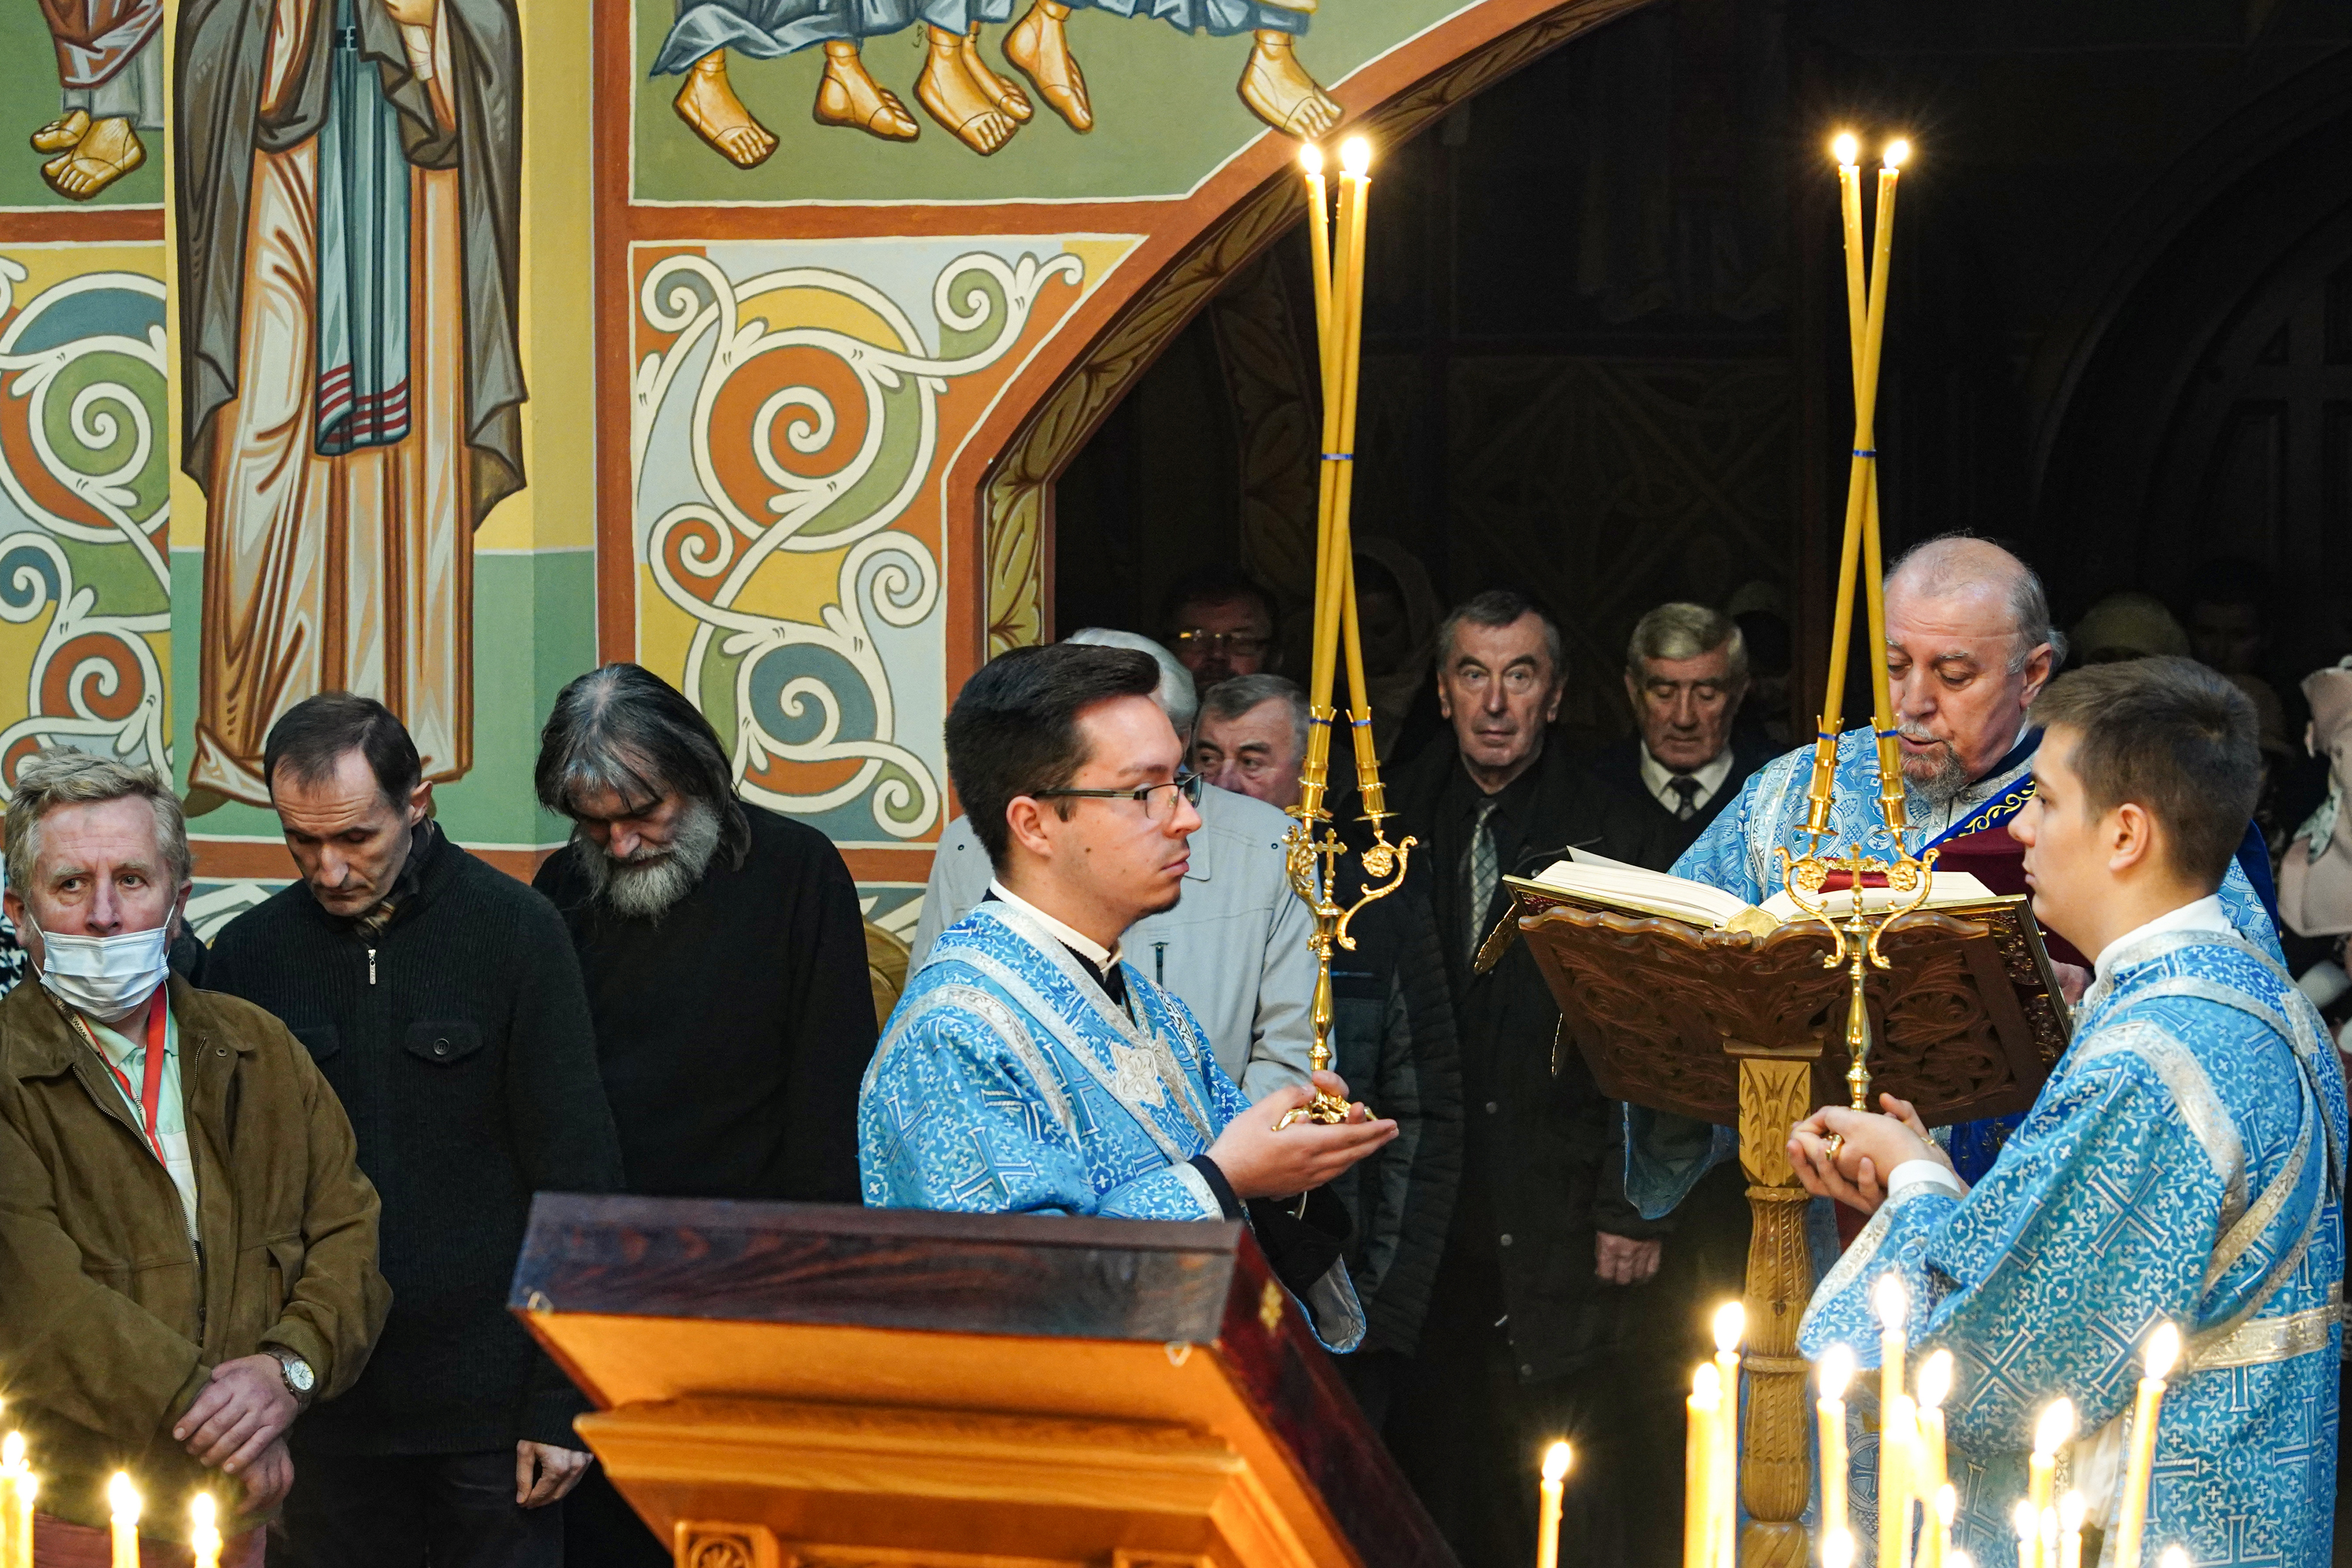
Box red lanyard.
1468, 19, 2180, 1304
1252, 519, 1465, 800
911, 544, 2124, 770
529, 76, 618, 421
85, 989, 169, 1164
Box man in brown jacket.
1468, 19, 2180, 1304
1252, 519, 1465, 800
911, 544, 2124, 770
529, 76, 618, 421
0, 749, 387, 1562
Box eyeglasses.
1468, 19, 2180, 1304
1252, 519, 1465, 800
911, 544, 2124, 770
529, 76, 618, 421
1032, 771, 1206, 821
1172, 629, 1271, 657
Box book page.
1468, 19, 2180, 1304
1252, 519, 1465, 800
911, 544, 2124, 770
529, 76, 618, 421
1525, 857, 1756, 928
1756, 871, 1996, 925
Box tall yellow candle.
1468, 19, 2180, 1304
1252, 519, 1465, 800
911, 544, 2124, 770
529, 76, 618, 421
1857, 140, 1907, 797
2113, 1323, 2179, 1568
1824, 1529, 1855, 1568
1712, 1303, 1744, 1568
1872, 1275, 1907, 1415
1915, 1350, 1952, 1507
191, 1493, 221, 1568
1877, 1394, 1915, 1568
0, 1431, 21, 1568
2057, 1493, 2084, 1568
1537, 1442, 1571, 1568
1298, 145, 1333, 390
106, 1473, 139, 1568
2026, 1399, 2074, 1568
1687, 1363, 1720, 1568
11, 1470, 35, 1568
2012, 1502, 2039, 1568
1929, 1485, 1956, 1568
1817, 1346, 1854, 1547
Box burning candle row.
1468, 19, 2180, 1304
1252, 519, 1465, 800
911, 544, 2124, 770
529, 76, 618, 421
1812, 1285, 2185, 1568
1683, 1302, 1748, 1568
0, 1420, 222, 1568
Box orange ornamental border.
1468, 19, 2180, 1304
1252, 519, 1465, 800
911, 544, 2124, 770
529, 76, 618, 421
0, 207, 164, 244
592, 0, 1648, 699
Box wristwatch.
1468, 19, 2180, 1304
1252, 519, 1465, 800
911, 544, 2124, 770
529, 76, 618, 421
268, 1348, 316, 1401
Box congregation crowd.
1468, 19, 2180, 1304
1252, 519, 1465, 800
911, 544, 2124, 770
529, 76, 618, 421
2, 533, 2347, 1568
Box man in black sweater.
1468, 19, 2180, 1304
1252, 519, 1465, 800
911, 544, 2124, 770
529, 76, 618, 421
527, 663, 878, 1567
1586, 601, 1776, 865
205, 695, 623, 1568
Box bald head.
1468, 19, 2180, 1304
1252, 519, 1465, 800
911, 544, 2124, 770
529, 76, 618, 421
1883, 536, 2064, 673
1880, 535, 2062, 803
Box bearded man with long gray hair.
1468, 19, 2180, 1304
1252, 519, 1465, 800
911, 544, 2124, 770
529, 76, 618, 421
529, 663, 880, 1568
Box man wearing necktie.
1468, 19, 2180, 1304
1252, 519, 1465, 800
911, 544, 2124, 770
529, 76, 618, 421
1590, 603, 1777, 865
1378, 591, 1673, 1568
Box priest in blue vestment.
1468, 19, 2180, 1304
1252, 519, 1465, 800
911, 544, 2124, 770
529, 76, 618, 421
860, 643, 1398, 1349
1789, 657, 2345, 1568
1630, 536, 2283, 1213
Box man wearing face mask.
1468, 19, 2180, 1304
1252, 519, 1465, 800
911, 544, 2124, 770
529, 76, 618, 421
204, 694, 623, 1568
0, 748, 389, 1564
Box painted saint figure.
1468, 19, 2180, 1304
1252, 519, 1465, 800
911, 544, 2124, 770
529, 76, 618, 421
32, 0, 164, 198
654, 0, 1338, 161
175, 0, 524, 808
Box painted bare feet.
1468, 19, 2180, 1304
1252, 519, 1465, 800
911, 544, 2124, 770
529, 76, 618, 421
916, 25, 1018, 155
962, 24, 1032, 122
814, 41, 919, 140
30, 108, 89, 155
1238, 31, 1339, 139
40, 116, 143, 200
1004, 0, 1092, 132
674, 51, 781, 165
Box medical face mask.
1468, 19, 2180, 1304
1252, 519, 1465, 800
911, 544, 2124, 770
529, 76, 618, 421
25, 912, 171, 1021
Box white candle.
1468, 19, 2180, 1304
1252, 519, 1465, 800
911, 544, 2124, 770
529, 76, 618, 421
1688, 1363, 1720, 1568
106, 1473, 139, 1568
191, 1493, 222, 1568
2114, 1323, 2180, 1568
2026, 1399, 2074, 1568
1714, 1303, 1745, 1568
1817, 1346, 1853, 1547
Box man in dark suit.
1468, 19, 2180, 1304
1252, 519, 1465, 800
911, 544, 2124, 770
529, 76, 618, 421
1591, 601, 1776, 866
1375, 590, 1675, 1568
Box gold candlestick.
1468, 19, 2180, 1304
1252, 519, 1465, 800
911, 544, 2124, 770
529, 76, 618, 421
1281, 134, 1414, 1132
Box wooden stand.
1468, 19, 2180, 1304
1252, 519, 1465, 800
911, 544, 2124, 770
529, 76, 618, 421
1504, 895, 2068, 1567
511, 1196, 1456, 1568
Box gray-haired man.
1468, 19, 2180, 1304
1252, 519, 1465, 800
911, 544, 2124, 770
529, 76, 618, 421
0, 750, 387, 1563
914, 629, 1317, 1098
1590, 601, 1775, 862
1192, 673, 1309, 811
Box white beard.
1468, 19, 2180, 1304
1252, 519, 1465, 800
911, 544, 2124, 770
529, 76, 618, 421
577, 798, 722, 920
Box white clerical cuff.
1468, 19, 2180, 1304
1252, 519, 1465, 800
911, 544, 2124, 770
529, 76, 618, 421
1887, 1159, 1967, 1202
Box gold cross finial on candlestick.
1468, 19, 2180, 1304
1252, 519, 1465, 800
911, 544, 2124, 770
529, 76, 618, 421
1278, 135, 1415, 1131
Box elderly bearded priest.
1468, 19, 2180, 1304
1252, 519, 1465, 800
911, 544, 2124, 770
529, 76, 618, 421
1631, 536, 2283, 1207
861, 645, 1398, 1347
1792, 659, 2344, 1568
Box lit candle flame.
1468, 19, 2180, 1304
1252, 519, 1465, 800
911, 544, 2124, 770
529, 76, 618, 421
1918, 1348, 1953, 1411
1339, 136, 1371, 176
1713, 1300, 1746, 1352
1299, 144, 1323, 176
2014, 1501, 2039, 1540
1873, 1273, 1908, 1331
1883, 138, 1912, 170
2157, 1550, 2187, 1568
1952, 1554, 1975, 1568
192, 1493, 216, 1532
1832, 132, 1859, 166
15, 1471, 34, 1506
1542, 1441, 1572, 1483
1, 1432, 20, 1470
1820, 1344, 1854, 1400
108, 1471, 139, 1523
1825, 1531, 1855, 1568
2034, 1398, 2077, 1456
1936, 1485, 1956, 1527
2060, 1493, 2085, 1533
2144, 1321, 2180, 1380
1693, 1361, 1721, 1401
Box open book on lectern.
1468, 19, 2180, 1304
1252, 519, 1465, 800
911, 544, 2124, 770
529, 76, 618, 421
1482, 849, 2074, 1127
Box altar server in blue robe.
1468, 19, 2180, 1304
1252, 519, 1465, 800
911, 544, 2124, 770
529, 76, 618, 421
1631, 536, 2282, 1211
1789, 656, 2345, 1568
860, 643, 1398, 1348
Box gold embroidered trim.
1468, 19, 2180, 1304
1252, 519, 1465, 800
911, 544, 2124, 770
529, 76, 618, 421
2189, 1284, 2343, 1371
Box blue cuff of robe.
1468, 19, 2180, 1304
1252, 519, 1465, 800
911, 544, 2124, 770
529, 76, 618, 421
1189, 1155, 1244, 1219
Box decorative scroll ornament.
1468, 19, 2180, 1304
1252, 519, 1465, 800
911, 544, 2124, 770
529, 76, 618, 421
0, 259, 171, 795
633, 248, 1083, 838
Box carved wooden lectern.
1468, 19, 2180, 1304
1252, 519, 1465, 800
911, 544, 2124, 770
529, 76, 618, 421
1505, 894, 2067, 1568
512, 1196, 1456, 1568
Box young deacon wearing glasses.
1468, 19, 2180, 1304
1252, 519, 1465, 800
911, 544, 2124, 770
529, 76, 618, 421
860, 645, 1398, 1347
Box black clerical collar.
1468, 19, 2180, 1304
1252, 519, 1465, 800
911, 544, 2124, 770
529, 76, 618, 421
980, 889, 1129, 1009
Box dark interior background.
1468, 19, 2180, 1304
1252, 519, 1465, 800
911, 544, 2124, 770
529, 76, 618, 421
1050, 0, 2352, 747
